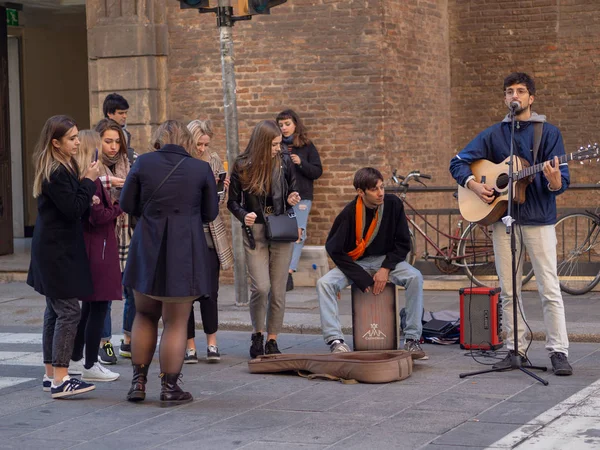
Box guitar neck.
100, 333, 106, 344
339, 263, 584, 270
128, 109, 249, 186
517, 154, 569, 180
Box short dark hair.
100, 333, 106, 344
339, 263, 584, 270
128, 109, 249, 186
353, 167, 383, 192
503, 72, 535, 95
276, 109, 310, 147
102, 93, 129, 118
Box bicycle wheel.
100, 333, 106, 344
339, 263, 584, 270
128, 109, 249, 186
458, 223, 534, 288
555, 213, 600, 295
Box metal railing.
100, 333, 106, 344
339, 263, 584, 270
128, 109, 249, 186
387, 183, 600, 275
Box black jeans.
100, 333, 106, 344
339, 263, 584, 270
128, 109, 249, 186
42, 297, 81, 368
72, 301, 110, 369
187, 249, 220, 339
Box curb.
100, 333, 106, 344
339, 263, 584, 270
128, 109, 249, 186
214, 322, 600, 343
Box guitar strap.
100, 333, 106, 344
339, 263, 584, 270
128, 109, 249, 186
532, 122, 543, 164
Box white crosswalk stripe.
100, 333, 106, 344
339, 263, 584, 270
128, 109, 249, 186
0, 332, 126, 389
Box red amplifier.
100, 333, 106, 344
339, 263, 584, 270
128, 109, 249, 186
459, 287, 503, 350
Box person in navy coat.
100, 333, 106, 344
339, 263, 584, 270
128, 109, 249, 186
120, 119, 219, 406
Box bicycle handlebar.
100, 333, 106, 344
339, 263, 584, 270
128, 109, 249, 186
391, 170, 433, 186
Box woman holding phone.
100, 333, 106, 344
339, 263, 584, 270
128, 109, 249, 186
69, 130, 123, 382
184, 119, 233, 363
28, 115, 99, 398
227, 120, 300, 358
93, 118, 132, 365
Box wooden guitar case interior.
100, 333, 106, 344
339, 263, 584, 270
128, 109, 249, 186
248, 350, 414, 384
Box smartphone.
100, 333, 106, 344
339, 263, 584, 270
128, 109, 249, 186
94, 148, 98, 162
216, 171, 227, 194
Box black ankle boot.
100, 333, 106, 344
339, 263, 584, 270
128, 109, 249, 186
250, 332, 264, 359
159, 373, 193, 406
127, 364, 149, 402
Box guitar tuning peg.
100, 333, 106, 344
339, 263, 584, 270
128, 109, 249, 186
580, 161, 584, 165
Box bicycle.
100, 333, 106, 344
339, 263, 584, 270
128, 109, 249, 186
554, 207, 600, 295
390, 170, 534, 288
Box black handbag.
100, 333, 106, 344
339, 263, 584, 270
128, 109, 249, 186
264, 209, 299, 242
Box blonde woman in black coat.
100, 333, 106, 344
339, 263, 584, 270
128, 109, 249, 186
28, 115, 100, 398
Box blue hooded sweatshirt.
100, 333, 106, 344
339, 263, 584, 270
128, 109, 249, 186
449, 112, 569, 226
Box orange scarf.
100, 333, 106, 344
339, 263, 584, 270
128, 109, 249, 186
348, 196, 379, 261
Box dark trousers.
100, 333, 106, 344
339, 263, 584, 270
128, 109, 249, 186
187, 249, 220, 339
122, 284, 136, 336
42, 297, 81, 368
72, 301, 110, 369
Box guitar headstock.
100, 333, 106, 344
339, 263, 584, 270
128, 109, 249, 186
573, 144, 600, 163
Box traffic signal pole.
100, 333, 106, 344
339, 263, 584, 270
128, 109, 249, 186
216, 1, 250, 306
179, 0, 286, 306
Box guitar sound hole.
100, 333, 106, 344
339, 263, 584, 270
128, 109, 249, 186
496, 174, 509, 190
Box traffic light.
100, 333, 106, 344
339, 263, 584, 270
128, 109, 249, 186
179, 0, 209, 9
237, 0, 287, 15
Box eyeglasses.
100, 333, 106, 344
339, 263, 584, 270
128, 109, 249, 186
505, 88, 529, 97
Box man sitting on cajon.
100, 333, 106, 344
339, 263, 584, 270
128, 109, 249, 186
316, 167, 427, 359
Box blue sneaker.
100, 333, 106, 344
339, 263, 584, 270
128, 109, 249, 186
43, 374, 51, 392
51, 376, 95, 399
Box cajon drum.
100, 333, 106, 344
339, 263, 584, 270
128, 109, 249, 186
351, 283, 400, 351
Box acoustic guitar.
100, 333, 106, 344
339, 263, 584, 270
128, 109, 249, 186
457, 145, 599, 225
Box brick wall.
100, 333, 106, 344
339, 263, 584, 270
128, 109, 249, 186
166, 0, 452, 240
448, 0, 600, 208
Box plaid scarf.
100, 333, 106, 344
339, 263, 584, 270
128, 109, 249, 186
102, 154, 131, 271
206, 151, 233, 269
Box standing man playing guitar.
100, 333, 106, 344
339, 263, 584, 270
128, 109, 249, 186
449, 72, 572, 376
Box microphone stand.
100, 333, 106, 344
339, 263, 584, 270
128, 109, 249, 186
459, 104, 548, 385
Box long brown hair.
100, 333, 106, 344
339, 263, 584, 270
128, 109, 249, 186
236, 120, 282, 195
94, 118, 127, 157
76, 130, 103, 180
151, 120, 195, 154
276, 109, 311, 147
32, 115, 79, 198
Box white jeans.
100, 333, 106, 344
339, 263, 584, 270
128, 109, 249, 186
492, 222, 569, 356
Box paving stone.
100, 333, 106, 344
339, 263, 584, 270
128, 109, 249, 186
432, 421, 534, 447
260, 413, 378, 445
327, 430, 437, 450
153, 409, 311, 450
475, 401, 565, 425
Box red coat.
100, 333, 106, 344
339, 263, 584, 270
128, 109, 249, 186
81, 179, 124, 302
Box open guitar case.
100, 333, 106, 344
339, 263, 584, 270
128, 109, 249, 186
248, 350, 422, 384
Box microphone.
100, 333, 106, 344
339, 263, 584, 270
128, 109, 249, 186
509, 101, 520, 111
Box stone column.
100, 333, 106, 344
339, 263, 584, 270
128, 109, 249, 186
86, 0, 168, 152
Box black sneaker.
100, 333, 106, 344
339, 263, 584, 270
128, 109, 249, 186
250, 333, 264, 359
206, 345, 221, 363
119, 339, 131, 358
43, 374, 51, 392
265, 339, 282, 355
286, 273, 294, 292
550, 352, 573, 376
51, 376, 95, 399
184, 348, 198, 364
492, 350, 531, 370
99, 342, 118, 365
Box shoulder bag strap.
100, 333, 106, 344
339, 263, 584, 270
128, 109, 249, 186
532, 122, 543, 164
141, 157, 187, 215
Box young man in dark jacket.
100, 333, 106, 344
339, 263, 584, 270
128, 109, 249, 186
449, 72, 572, 376
316, 167, 427, 359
